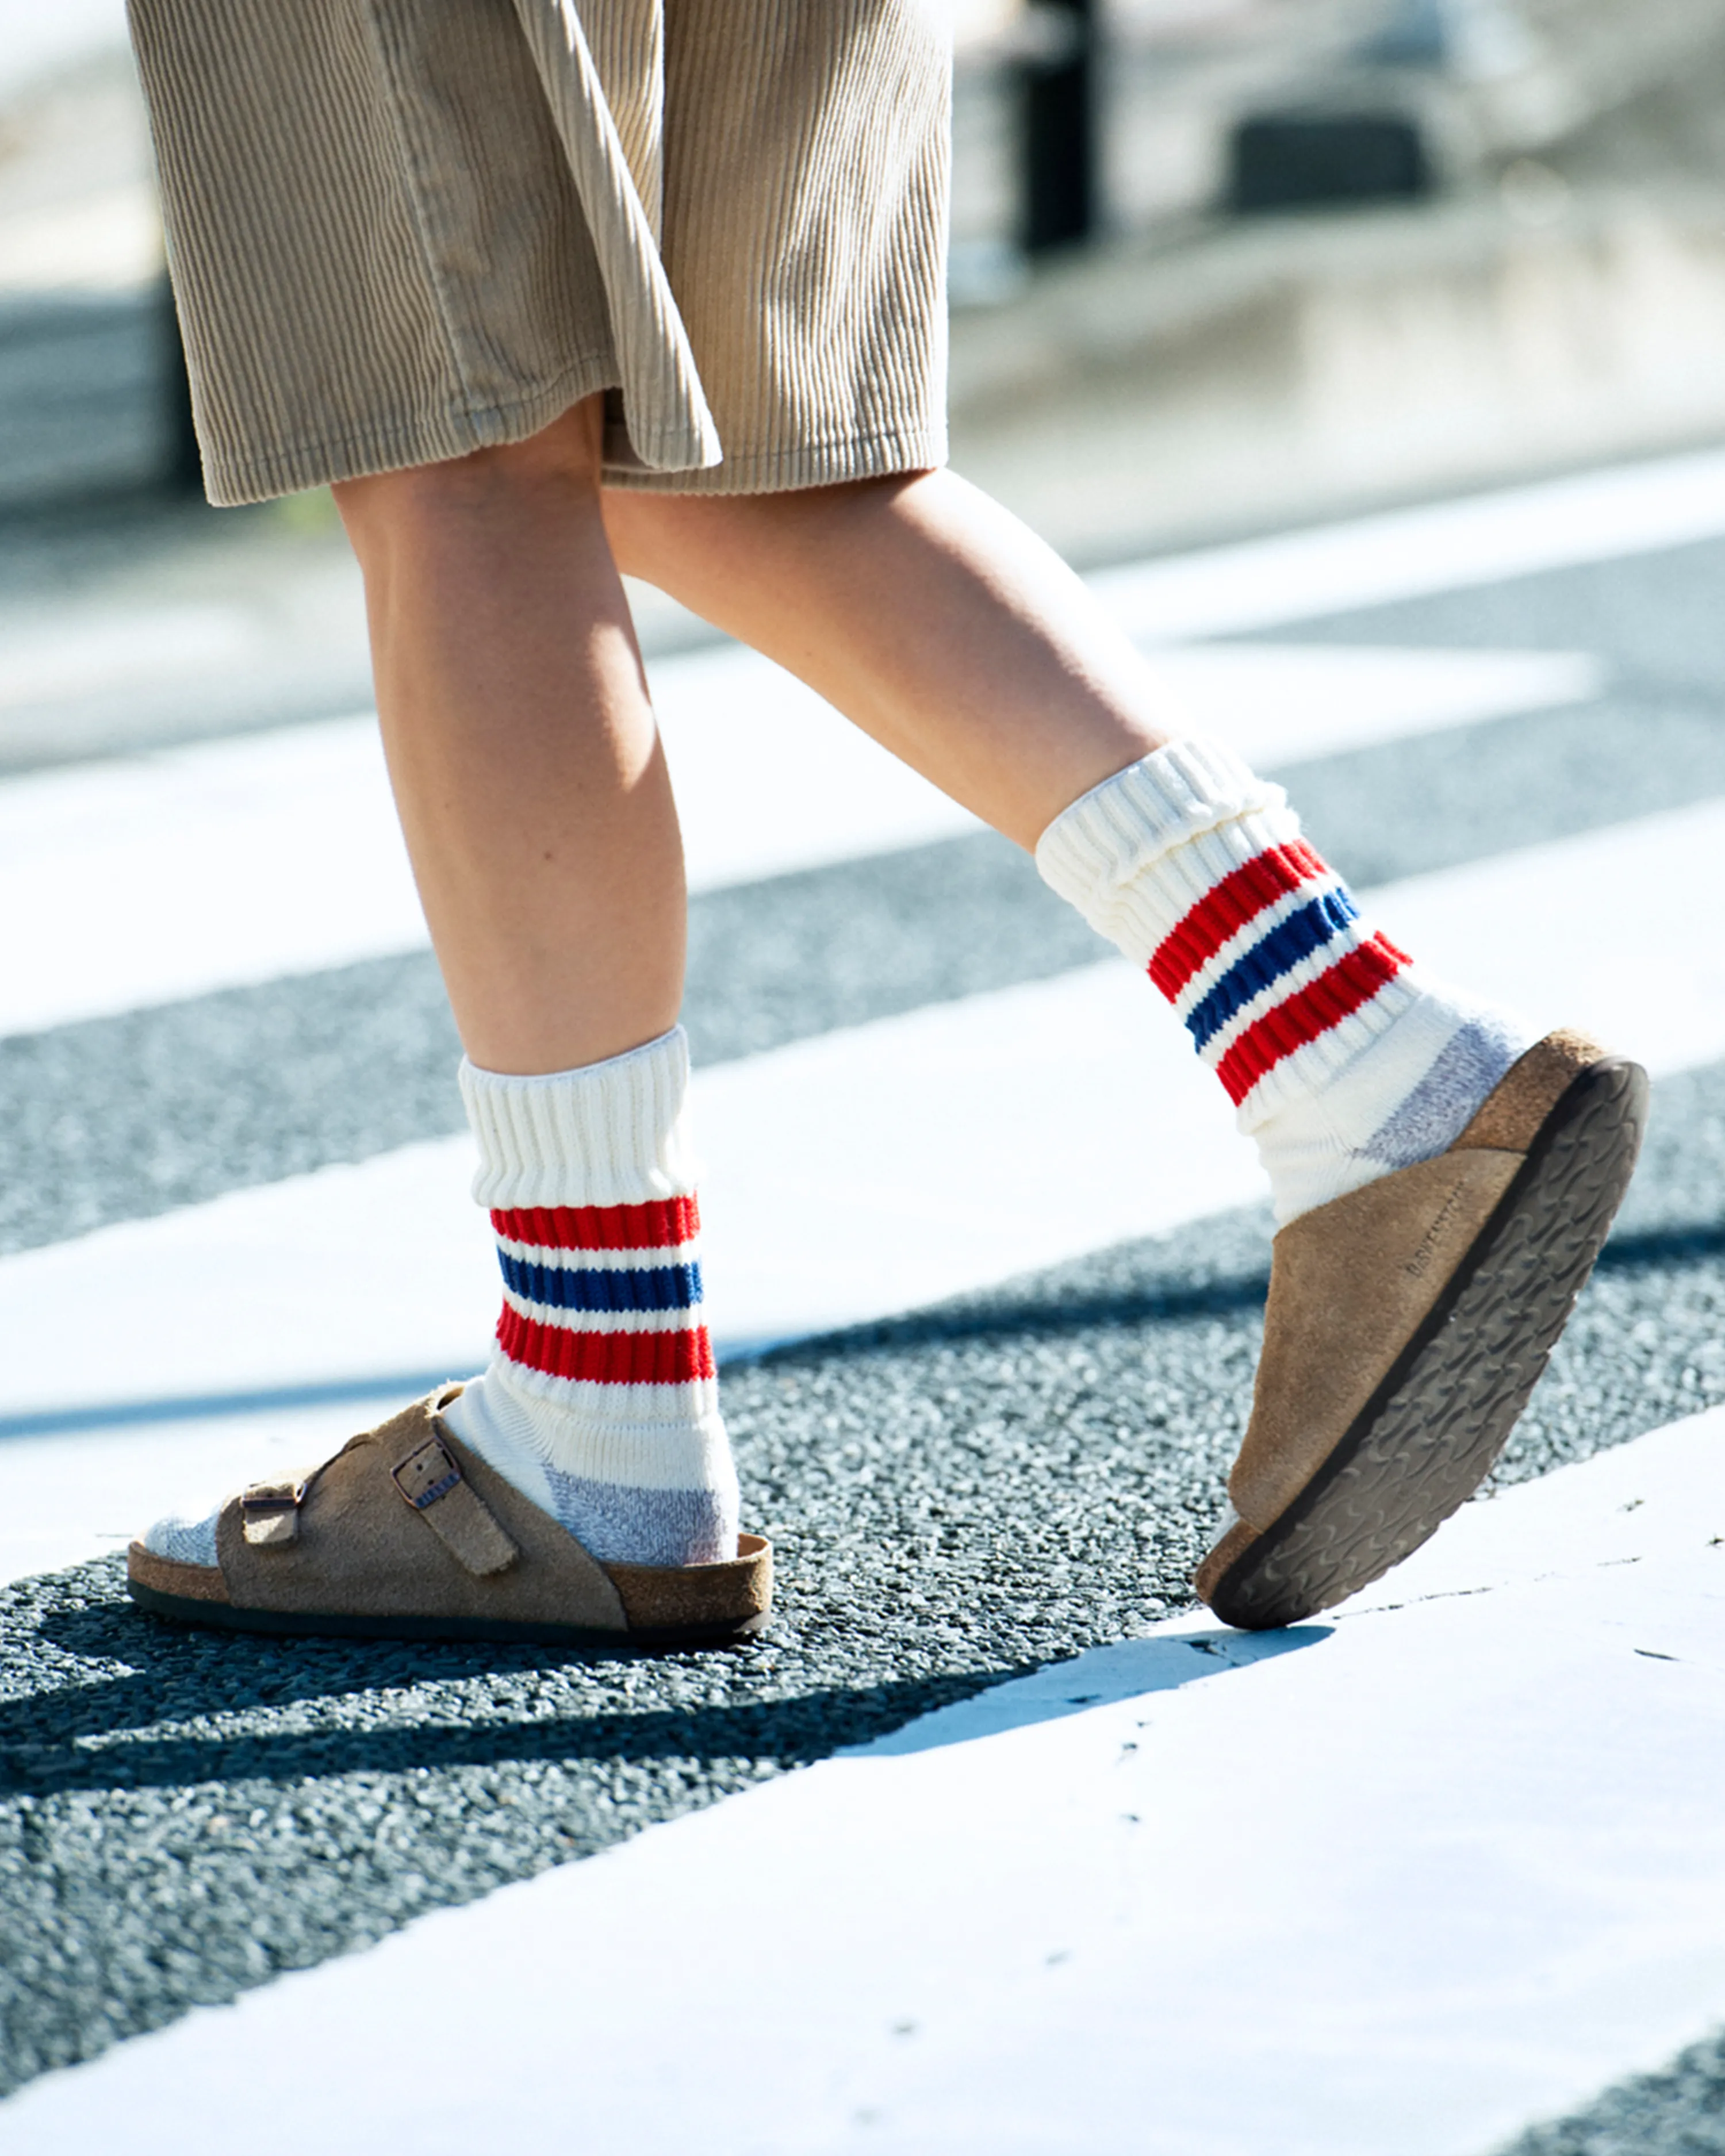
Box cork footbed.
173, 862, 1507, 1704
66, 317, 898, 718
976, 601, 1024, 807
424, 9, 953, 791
1196, 1032, 1647, 1629
127, 1387, 772, 1650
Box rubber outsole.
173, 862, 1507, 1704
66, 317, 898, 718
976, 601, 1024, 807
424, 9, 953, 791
1207, 1056, 1649, 1631
127, 1578, 770, 1652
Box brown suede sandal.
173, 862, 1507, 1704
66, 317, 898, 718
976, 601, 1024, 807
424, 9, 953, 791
1195, 1029, 1647, 1631
128, 1386, 772, 1649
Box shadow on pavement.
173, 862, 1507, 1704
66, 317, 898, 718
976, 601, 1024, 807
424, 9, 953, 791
12, 1587, 1333, 1795
5, 1569, 1032, 1799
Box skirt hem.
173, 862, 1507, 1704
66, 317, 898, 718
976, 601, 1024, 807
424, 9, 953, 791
199, 354, 620, 507
602, 421, 950, 497
204, 389, 948, 508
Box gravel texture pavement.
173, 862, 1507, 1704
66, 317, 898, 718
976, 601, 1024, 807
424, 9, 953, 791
1, 1057, 1722, 2094
1495, 2028, 1725, 2154
2, 533, 1724, 2123
10, 533, 1725, 1258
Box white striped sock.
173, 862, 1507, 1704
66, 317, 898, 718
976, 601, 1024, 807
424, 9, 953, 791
440, 1028, 740, 1567
1038, 741, 1532, 1222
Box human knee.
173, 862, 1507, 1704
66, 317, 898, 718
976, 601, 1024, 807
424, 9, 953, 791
601, 485, 777, 585
599, 489, 689, 582
335, 398, 606, 557
604, 470, 935, 583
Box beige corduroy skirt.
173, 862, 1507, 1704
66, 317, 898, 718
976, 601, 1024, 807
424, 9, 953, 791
126, 0, 952, 506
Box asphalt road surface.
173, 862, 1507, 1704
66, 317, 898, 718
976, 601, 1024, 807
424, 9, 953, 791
2, 455, 1724, 2147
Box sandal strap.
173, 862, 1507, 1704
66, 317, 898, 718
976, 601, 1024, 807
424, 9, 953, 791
390, 1436, 519, 1578
212, 1391, 629, 1630
240, 1475, 312, 1548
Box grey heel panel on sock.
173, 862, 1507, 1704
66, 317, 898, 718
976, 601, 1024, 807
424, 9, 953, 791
1363, 1019, 1525, 1171
544, 1470, 737, 1568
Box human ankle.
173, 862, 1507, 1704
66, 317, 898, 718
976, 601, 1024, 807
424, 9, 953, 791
453, 1029, 741, 1567
1244, 995, 1531, 1222
440, 1365, 738, 1567
1035, 739, 1534, 1224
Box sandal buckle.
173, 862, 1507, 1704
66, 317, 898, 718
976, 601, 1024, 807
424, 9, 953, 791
240, 1477, 309, 1548
391, 1438, 519, 1577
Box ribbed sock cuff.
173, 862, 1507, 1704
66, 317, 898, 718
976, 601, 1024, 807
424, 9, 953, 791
460, 1027, 697, 1210
1035, 740, 1295, 965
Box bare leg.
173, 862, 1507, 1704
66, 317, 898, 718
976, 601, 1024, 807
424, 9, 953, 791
603, 469, 1188, 850
141, 404, 745, 1590
336, 398, 683, 1076
325, 401, 738, 1574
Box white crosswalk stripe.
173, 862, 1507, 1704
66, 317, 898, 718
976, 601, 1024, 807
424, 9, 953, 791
4, 789, 1718, 1426
9, 1407, 1725, 2156
1091, 440, 1725, 640
4, 450, 1724, 2146
0, 639, 1599, 1037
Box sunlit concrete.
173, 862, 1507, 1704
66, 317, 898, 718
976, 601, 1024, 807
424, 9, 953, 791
0, 791, 1719, 1498
0, 637, 1600, 1038
9, 1407, 1723, 2156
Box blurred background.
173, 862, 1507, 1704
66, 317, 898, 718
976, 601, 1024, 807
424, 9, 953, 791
3, 0, 1725, 770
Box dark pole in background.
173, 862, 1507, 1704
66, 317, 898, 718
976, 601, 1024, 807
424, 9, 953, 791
1019, 0, 1097, 255
159, 274, 205, 496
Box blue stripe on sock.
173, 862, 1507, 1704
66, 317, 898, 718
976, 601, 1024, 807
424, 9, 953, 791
496, 1253, 703, 1314
1185, 889, 1359, 1050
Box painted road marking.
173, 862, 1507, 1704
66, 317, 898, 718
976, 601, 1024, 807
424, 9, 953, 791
1, 792, 1720, 1470
10, 1407, 1724, 2156
1092, 440, 1725, 640
0, 639, 1600, 1038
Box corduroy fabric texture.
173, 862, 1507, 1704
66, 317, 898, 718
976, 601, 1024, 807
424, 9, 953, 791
126, 0, 952, 505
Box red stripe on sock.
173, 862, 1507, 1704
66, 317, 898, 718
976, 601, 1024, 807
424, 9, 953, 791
1214, 935, 1406, 1105
496, 1306, 716, 1385
1148, 841, 1330, 1003
490, 1195, 700, 1253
